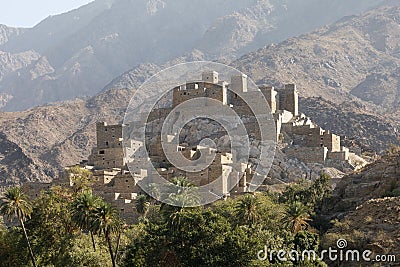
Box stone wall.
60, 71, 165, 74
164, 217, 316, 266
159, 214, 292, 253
96, 122, 123, 149
307, 127, 325, 147
22, 182, 51, 199
278, 84, 298, 116
230, 74, 248, 93
259, 85, 277, 113
147, 108, 172, 122
285, 146, 328, 164
291, 125, 313, 135
322, 131, 341, 152
327, 147, 349, 161
172, 81, 227, 107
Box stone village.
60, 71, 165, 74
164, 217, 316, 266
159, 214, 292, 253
23, 71, 365, 222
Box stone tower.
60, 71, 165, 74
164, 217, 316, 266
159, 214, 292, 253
279, 84, 298, 116
259, 85, 278, 114
230, 74, 248, 93
202, 71, 219, 84
88, 122, 125, 169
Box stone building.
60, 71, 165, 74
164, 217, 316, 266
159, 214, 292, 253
278, 84, 299, 116
88, 122, 125, 169
260, 85, 278, 114
22, 70, 360, 223
172, 79, 228, 108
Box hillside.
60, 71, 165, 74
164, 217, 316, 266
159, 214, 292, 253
106, 3, 400, 122
299, 97, 398, 153
324, 153, 400, 218
0, 25, 24, 45
323, 197, 400, 266
0, 88, 133, 188
0, 0, 386, 111
319, 152, 400, 265
1, 2, 400, 187
233, 4, 400, 119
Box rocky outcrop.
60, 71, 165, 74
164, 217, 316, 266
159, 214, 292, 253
324, 153, 400, 218
0, 50, 41, 80
0, 133, 49, 188
323, 197, 400, 266
0, 25, 24, 45
320, 153, 400, 265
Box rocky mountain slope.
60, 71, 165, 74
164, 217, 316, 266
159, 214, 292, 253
105, 3, 400, 121
0, 0, 386, 111
321, 153, 400, 263
1, 2, 400, 188
0, 25, 24, 45
0, 88, 132, 189
323, 197, 400, 266
324, 153, 400, 218
299, 97, 398, 153
233, 3, 400, 117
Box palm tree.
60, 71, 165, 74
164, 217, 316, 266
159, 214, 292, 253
135, 194, 150, 218
91, 201, 122, 267
161, 194, 192, 234
68, 166, 93, 194
236, 194, 260, 227
146, 183, 161, 203
0, 187, 37, 267
282, 201, 311, 234
166, 176, 200, 207
161, 177, 199, 249
71, 190, 100, 251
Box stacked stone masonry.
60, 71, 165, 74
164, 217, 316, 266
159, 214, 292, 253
23, 70, 357, 223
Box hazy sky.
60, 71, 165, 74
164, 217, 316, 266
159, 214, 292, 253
0, 0, 94, 27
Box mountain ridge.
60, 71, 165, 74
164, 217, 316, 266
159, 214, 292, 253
0, 0, 388, 111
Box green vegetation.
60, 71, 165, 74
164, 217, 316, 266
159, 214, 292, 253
0, 174, 333, 266
0, 187, 37, 267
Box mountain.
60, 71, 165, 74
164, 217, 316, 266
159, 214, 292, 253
0, 25, 25, 45
1, 2, 400, 188
321, 153, 400, 261
233, 4, 400, 116
0, 49, 41, 109
323, 197, 400, 265
0, 0, 387, 111
298, 97, 398, 153
324, 152, 400, 217
0, 88, 133, 188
